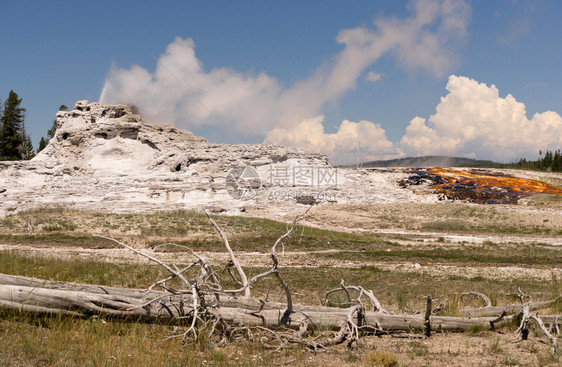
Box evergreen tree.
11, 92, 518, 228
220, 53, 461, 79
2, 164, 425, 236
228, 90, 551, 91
0, 90, 26, 160
551, 149, 562, 172
527, 149, 562, 172
46, 120, 57, 139
38, 137, 48, 152
21, 132, 35, 160
18, 120, 35, 160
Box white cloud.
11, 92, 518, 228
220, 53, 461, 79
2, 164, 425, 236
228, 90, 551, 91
400, 75, 562, 161
99, 3, 560, 164
100, 0, 470, 162
264, 116, 399, 165
100, 37, 282, 136
365, 71, 383, 82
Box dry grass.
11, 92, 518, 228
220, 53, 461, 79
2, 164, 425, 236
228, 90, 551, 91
0, 208, 385, 253
308, 202, 562, 236
1, 207, 561, 366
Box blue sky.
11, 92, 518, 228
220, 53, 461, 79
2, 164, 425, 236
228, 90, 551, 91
1, 0, 561, 163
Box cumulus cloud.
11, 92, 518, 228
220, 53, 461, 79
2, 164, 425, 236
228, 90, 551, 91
400, 75, 562, 161
264, 117, 399, 164
100, 37, 282, 136
100, 0, 470, 162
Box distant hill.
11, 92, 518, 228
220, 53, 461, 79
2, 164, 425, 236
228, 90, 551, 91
352, 155, 505, 168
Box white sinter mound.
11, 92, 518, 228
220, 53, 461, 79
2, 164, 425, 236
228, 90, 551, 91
0, 101, 431, 217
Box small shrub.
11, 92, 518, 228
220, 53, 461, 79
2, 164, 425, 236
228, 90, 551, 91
488, 337, 503, 354
502, 355, 520, 365
396, 293, 412, 313
536, 350, 560, 366
345, 352, 361, 363
468, 324, 486, 334
409, 341, 428, 356
441, 294, 460, 316
487, 293, 499, 306
364, 350, 399, 367
43, 225, 62, 232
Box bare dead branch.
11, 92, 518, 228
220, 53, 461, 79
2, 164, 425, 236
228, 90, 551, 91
507, 287, 532, 304
530, 314, 558, 353
489, 311, 507, 330
94, 235, 191, 287
424, 295, 432, 338
511, 304, 531, 342
271, 206, 312, 255
205, 211, 250, 298
325, 282, 388, 313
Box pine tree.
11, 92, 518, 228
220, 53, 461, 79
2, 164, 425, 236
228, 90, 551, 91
0, 90, 26, 160
21, 133, 35, 160
552, 149, 561, 172
38, 137, 48, 152
18, 120, 35, 160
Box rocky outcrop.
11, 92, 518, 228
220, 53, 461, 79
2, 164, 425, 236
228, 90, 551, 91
0, 101, 425, 217
32, 101, 325, 175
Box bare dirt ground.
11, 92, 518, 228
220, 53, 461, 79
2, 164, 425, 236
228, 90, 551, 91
288, 332, 561, 367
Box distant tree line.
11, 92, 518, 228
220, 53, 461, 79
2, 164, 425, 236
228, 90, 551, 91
515, 150, 562, 172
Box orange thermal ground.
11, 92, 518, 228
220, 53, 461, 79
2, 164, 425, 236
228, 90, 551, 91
427, 168, 562, 204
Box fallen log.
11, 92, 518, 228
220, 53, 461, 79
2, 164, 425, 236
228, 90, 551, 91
0, 276, 515, 332
0, 273, 163, 299
458, 297, 561, 317
0, 274, 373, 314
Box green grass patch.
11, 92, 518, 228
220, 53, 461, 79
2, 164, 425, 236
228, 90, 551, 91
1, 209, 395, 253
315, 203, 562, 236
0, 233, 117, 248
310, 244, 562, 267
0, 250, 166, 288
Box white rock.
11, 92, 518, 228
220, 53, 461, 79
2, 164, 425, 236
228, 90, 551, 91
0, 101, 430, 217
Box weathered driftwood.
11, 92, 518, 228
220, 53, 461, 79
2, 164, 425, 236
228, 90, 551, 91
1, 273, 559, 350
458, 297, 561, 317
424, 295, 432, 337
531, 313, 558, 353
0, 273, 163, 299
0, 276, 517, 332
